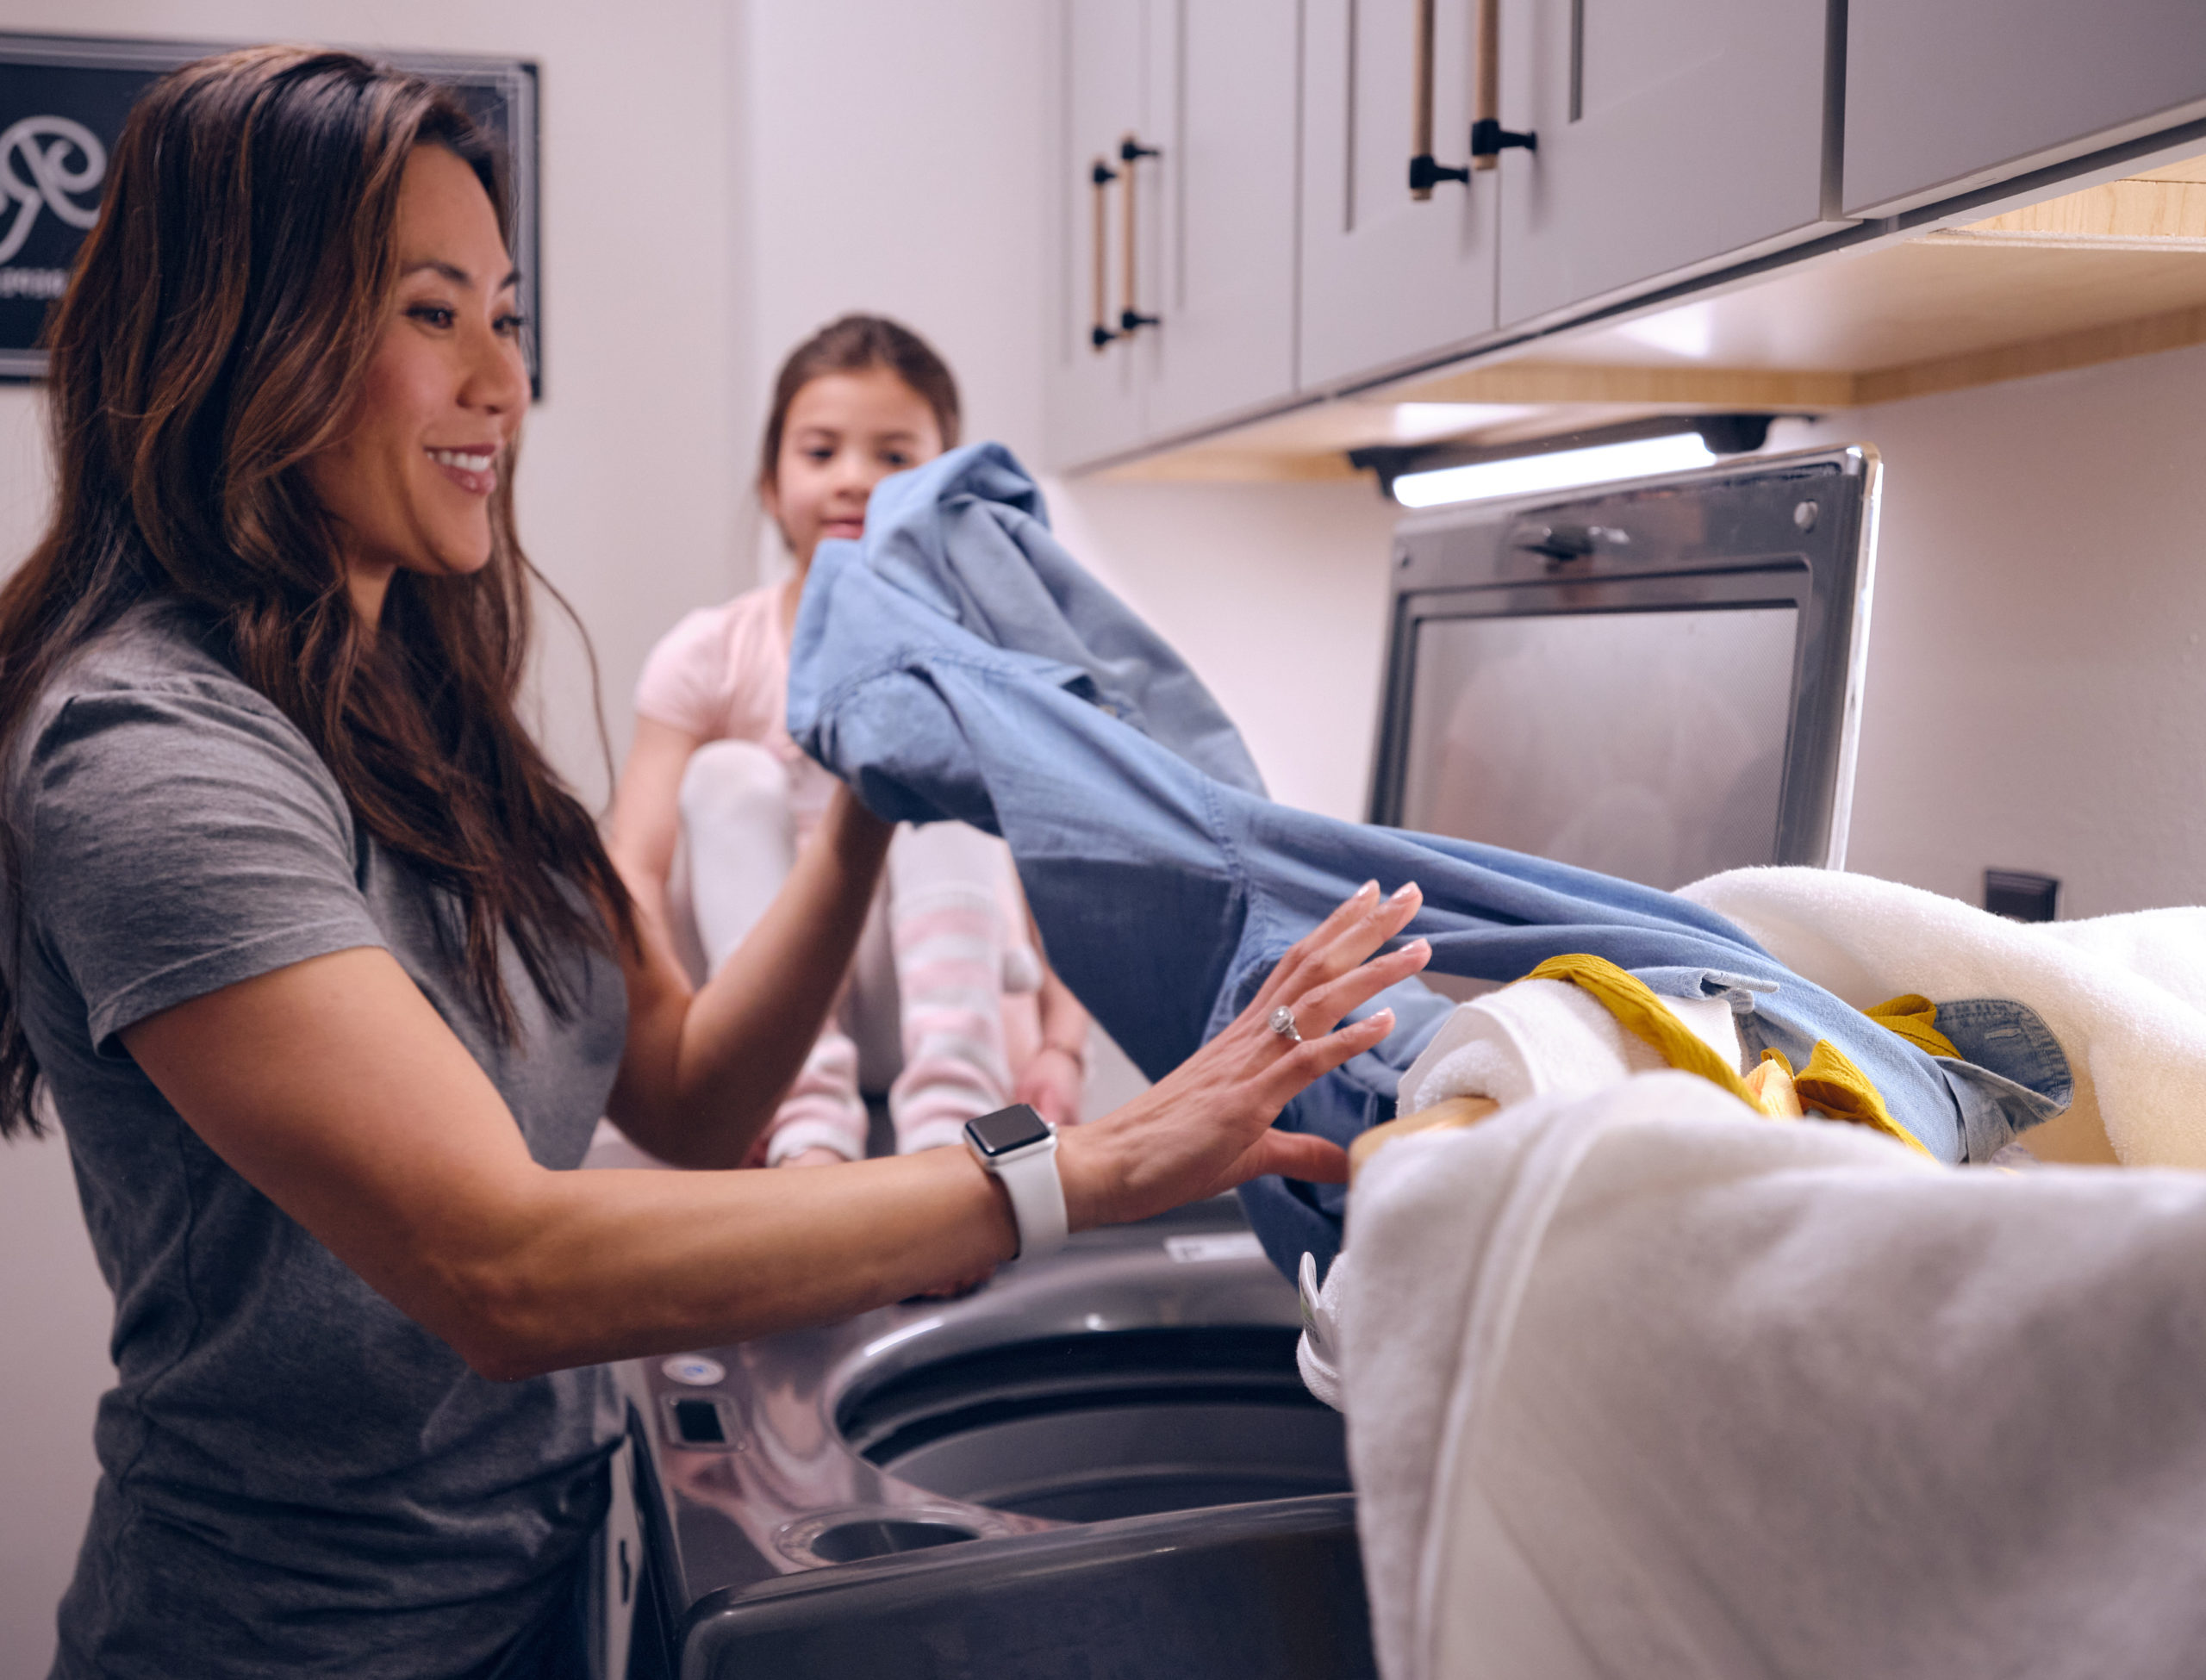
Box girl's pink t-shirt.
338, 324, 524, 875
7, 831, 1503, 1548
633, 583, 838, 835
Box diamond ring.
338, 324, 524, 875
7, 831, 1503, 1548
1268, 1005, 1303, 1044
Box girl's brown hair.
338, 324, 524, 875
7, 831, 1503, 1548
0, 46, 632, 1138
757, 313, 961, 488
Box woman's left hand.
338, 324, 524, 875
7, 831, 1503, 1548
1055, 880, 1430, 1232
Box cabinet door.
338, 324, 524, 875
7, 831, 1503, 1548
1497, 0, 1845, 330
1300, 0, 1501, 389
1844, 0, 2206, 218
1144, 0, 1301, 439
1044, 0, 1151, 469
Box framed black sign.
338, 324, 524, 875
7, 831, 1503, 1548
0, 34, 541, 393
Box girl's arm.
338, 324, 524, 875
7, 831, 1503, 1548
122, 881, 1427, 1379
604, 715, 702, 942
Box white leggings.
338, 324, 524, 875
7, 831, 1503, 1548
676, 739, 1040, 1161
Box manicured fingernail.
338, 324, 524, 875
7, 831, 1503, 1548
1390, 880, 1420, 901
1355, 880, 1380, 900
1368, 1008, 1396, 1031
1402, 938, 1430, 960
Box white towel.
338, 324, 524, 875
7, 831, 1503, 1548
1395, 975, 1742, 1116
1679, 866, 2206, 1167
1343, 1072, 2206, 1680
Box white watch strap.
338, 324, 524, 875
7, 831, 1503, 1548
995, 1142, 1068, 1260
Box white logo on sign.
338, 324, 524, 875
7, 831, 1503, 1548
0, 116, 105, 266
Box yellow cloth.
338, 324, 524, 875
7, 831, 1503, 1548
1759, 1042, 1932, 1156
1866, 992, 1962, 1061
1524, 954, 1934, 1157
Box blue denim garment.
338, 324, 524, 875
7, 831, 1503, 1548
826, 443, 1267, 795
1930, 998, 2074, 1162
788, 445, 2051, 1278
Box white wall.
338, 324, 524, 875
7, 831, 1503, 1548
0, 5, 747, 1672
1786, 345, 2206, 918
738, 0, 1049, 556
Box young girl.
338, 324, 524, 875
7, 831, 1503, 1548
608, 316, 1091, 1167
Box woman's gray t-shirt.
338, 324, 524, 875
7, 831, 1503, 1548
9, 606, 629, 1678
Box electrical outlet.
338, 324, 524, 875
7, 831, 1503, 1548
1984, 869, 2059, 923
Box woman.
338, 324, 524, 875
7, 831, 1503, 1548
0, 47, 1426, 1678
610, 314, 1091, 1168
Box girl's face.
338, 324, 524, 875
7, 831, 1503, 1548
763, 367, 944, 566
305, 144, 529, 619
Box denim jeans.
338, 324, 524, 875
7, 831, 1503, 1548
788, 445, 2060, 1278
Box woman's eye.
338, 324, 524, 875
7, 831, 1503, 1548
495, 312, 527, 339
408, 303, 456, 328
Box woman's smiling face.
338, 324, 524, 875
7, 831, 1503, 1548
305, 143, 529, 622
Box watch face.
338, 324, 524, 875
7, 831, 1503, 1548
966, 1104, 1050, 1158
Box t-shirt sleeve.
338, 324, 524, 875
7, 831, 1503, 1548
633, 605, 737, 739
23, 681, 389, 1054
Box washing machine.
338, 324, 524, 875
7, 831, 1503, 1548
609, 1193, 1374, 1679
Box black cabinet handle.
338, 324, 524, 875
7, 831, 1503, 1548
1470, 0, 1536, 169
1118, 134, 1161, 334
1410, 0, 1472, 198
1089, 158, 1119, 352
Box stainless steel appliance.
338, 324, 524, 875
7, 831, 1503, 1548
1368, 444, 1881, 887
615, 1198, 1371, 1678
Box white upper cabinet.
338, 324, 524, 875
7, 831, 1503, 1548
1050, 0, 2206, 470
1844, 0, 2206, 218
1045, 0, 1300, 468
1144, 0, 1302, 439
1299, 0, 1502, 389
1496, 0, 1846, 329
1045, 0, 1152, 468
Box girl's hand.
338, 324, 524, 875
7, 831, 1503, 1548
1055, 880, 1430, 1231
1014, 1042, 1086, 1131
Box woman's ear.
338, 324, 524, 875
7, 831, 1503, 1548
757, 476, 781, 526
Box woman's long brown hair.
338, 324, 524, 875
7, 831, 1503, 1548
0, 47, 633, 1139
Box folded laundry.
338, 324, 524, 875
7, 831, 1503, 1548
787, 444, 2060, 1278
1684, 865, 2203, 1167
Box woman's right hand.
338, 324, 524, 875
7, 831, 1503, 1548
1055, 880, 1430, 1232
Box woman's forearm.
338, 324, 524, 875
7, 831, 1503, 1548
468, 1148, 1014, 1378
123, 941, 1006, 1381
608, 787, 892, 1164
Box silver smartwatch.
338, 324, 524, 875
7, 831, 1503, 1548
963, 1103, 1067, 1261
